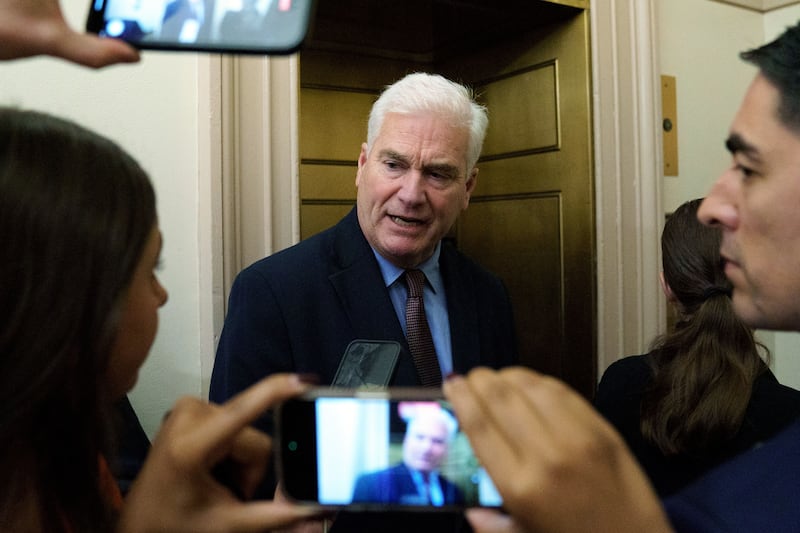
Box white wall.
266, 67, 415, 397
657, 1, 800, 388
0, 0, 210, 437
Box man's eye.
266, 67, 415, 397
735, 164, 755, 178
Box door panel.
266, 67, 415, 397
448, 12, 595, 395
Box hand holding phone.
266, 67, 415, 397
276, 388, 503, 511
86, 0, 315, 54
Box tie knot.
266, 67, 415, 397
405, 269, 426, 298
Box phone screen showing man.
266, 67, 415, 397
314, 398, 502, 508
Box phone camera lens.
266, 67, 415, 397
288, 440, 298, 452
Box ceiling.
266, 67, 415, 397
710, 0, 800, 11
303, 0, 584, 62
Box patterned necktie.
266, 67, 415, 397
404, 269, 443, 386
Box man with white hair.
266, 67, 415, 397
352, 406, 464, 505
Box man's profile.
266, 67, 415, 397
351, 404, 464, 505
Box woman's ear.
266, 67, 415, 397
659, 271, 677, 303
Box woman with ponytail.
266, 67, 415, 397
595, 198, 800, 497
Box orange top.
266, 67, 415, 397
99, 454, 124, 510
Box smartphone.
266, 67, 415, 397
331, 340, 401, 389
86, 0, 315, 55
276, 388, 503, 510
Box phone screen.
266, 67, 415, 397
86, 0, 315, 54
277, 390, 503, 510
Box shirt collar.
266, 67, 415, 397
371, 243, 442, 294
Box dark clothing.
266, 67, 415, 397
665, 418, 800, 532
210, 207, 517, 532
351, 463, 464, 505
111, 396, 150, 496
595, 354, 800, 497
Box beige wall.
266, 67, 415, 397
657, 0, 762, 212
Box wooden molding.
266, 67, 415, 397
708, 0, 800, 12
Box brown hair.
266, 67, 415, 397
0, 108, 156, 531
640, 198, 767, 456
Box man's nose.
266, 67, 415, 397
698, 168, 737, 230
397, 171, 426, 203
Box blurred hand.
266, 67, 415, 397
0, 0, 139, 67
444, 367, 673, 533
118, 374, 319, 533
272, 483, 336, 533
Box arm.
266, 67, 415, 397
0, 0, 139, 67
211, 266, 295, 433
118, 374, 320, 532
443, 367, 673, 533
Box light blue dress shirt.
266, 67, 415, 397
371, 243, 453, 377
409, 469, 445, 506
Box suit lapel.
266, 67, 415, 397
440, 242, 482, 373
326, 209, 420, 385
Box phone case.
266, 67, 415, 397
331, 339, 401, 388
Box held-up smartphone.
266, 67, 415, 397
276, 388, 503, 511
86, 0, 315, 54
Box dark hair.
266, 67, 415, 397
640, 198, 767, 457
0, 108, 156, 531
740, 20, 800, 134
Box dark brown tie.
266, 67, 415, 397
404, 269, 442, 386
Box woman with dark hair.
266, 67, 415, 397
594, 197, 800, 497
0, 107, 316, 532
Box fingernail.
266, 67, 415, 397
296, 373, 320, 385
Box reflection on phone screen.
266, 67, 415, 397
315, 398, 502, 507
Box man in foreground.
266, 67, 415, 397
445, 20, 800, 533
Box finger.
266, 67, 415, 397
444, 370, 525, 483
53, 32, 140, 68
225, 426, 272, 498
466, 368, 551, 457
465, 508, 524, 533
214, 498, 321, 532
503, 368, 624, 452
179, 374, 307, 463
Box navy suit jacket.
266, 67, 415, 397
351, 463, 465, 505
209, 207, 517, 503
664, 419, 800, 532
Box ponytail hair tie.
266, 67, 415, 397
703, 286, 732, 300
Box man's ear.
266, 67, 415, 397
659, 271, 677, 303
463, 168, 478, 209
355, 142, 368, 187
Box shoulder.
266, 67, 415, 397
438, 240, 507, 294
594, 354, 651, 412
598, 355, 652, 389
746, 369, 800, 433
235, 213, 357, 282
664, 420, 800, 531
358, 464, 403, 483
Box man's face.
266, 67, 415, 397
698, 74, 800, 330
402, 415, 450, 473
355, 112, 477, 269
